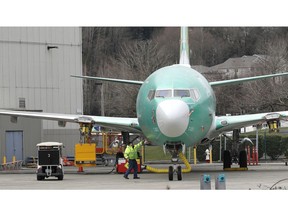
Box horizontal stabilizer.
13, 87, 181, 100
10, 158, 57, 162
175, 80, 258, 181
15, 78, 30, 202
210, 72, 288, 87
71, 75, 144, 85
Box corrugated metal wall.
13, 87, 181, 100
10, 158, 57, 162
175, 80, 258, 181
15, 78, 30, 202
0, 116, 42, 162
0, 27, 83, 159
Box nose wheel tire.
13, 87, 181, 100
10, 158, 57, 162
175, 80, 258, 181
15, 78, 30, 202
168, 166, 173, 181
177, 166, 182, 181
168, 165, 183, 181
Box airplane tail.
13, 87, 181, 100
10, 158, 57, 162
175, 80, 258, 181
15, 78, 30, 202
179, 27, 190, 65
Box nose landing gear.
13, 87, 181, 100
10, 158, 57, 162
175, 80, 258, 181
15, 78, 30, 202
168, 165, 182, 181
145, 144, 191, 181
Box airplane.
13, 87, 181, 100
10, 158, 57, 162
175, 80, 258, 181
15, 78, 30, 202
1, 27, 288, 181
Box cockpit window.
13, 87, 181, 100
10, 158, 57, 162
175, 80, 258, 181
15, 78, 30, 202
190, 88, 200, 101
155, 89, 172, 98
150, 88, 200, 100
174, 89, 190, 98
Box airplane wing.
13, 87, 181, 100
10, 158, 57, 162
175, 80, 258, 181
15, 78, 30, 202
0, 75, 143, 133
0, 109, 141, 133
214, 111, 288, 134
209, 72, 288, 87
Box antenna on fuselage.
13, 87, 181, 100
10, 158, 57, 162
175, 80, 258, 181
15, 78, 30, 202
179, 27, 190, 66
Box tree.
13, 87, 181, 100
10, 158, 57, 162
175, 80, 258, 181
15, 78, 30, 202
81, 27, 288, 117
265, 135, 286, 160
104, 40, 174, 117
82, 27, 135, 115
243, 37, 288, 113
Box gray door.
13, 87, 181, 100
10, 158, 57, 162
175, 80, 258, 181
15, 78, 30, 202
5, 131, 23, 162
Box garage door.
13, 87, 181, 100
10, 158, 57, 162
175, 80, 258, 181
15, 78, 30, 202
5, 131, 23, 162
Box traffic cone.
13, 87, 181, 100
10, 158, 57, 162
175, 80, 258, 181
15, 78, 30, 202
78, 166, 84, 172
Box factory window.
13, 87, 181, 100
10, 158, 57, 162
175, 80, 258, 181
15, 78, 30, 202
19, 98, 26, 109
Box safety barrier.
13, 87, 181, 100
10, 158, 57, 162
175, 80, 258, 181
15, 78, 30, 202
25, 156, 37, 168
63, 156, 74, 166
1, 160, 23, 171
245, 146, 258, 165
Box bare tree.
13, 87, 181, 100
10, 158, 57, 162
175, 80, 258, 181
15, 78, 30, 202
104, 40, 174, 117
82, 27, 131, 115
82, 27, 109, 115
243, 37, 288, 112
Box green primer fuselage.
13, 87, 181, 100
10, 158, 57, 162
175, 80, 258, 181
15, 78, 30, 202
136, 64, 216, 147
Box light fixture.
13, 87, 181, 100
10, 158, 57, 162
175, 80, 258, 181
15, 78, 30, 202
47, 45, 58, 50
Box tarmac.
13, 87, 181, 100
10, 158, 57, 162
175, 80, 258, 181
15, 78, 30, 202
1, 161, 288, 190
1, 161, 287, 216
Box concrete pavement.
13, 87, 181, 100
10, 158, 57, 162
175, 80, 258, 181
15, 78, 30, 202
0, 162, 288, 190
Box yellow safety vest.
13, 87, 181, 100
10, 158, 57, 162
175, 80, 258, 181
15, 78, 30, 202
124, 141, 143, 160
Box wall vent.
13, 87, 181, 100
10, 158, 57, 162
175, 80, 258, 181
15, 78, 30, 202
19, 98, 26, 109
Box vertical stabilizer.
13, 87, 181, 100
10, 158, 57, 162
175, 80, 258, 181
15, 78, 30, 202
179, 27, 190, 65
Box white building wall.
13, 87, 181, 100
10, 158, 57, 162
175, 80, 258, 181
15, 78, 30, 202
0, 27, 83, 130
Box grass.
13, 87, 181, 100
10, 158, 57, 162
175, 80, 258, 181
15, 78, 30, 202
142, 146, 171, 161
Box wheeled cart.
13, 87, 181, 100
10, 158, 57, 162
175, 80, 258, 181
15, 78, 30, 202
36, 142, 64, 181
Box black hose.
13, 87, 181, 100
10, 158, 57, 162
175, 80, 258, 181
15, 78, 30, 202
269, 178, 288, 190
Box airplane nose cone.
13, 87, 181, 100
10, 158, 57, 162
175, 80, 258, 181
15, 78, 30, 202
156, 99, 190, 137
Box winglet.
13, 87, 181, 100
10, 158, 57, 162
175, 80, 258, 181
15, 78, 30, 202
179, 27, 190, 66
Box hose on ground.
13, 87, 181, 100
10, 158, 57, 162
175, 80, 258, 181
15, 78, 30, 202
145, 152, 192, 173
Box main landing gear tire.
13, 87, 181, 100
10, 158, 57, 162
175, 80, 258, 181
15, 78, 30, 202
177, 166, 182, 181
37, 175, 44, 181
239, 150, 247, 168
223, 150, 231, 169
168, 166, 173, 181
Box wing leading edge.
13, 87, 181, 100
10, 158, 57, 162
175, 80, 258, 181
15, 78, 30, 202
210, 72, 288, 87
214, 111, 288, 135
0, 109, 141, 133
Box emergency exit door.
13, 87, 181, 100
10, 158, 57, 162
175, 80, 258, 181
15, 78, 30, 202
5, 131, 23, 162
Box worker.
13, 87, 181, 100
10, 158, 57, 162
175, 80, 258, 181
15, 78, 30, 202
205, 148, 210, 163
109, 139, 119, 148
123, 140, 144, 179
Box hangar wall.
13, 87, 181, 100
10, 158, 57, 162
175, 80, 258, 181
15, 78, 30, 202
0, 27, 83, 161
0, 116, 41, 162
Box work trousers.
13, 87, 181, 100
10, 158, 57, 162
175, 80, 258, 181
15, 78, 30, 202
124, 159, 138, 178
